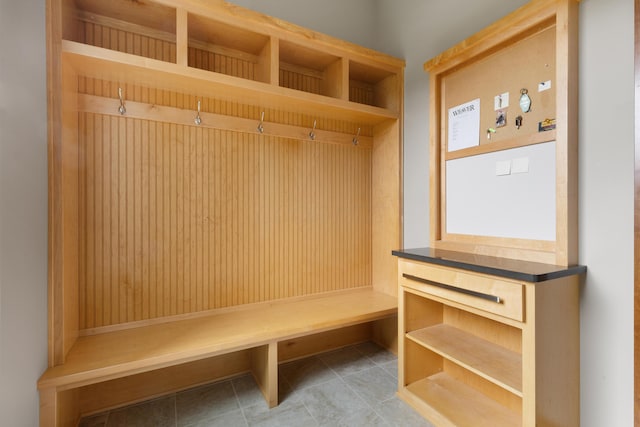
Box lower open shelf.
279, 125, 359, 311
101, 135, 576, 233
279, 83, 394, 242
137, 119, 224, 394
401, 373, 521, 427
406, 324, 522, 396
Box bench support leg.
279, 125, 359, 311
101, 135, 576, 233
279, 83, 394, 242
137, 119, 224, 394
250, 342, 278, 408
39, 387, 79, 427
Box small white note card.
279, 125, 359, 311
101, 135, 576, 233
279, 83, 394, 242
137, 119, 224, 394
495, 160, 511, 176
512, 157, 530, 174
538, 80, 552, 92
494, 92, 509, 111
448, 98, 480, 152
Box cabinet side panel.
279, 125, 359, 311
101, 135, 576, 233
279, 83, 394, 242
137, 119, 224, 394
523, 277, 580, 426
48, 0, 64, 367
49, 0, 81, 366
61, 63, 80, 358
372, 119, 400, 297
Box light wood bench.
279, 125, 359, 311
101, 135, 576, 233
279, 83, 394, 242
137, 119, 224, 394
38, 288, 397, 426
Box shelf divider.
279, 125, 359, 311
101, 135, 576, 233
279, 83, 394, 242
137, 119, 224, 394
176, 8, 188, 66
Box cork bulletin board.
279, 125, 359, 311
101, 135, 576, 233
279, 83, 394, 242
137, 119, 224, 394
442, 22, 556, 156
424, 0, 579, 265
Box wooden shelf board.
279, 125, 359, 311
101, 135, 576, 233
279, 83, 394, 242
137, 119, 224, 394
38, 288, 397, 390
73, 0, 177, 34
404, 373, 521, 427
407, 324, 522, 396
62, 40, 399, 125
444, 130, 557, 161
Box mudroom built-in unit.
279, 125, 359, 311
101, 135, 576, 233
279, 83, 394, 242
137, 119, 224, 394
39, 0, 404, 425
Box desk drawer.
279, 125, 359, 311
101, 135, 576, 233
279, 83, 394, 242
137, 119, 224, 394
399, 260, 524, 322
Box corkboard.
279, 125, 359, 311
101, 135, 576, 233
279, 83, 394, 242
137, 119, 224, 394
442, 23, 556, 154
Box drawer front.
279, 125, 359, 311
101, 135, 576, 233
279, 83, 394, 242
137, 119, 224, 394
399, 260, 524, 322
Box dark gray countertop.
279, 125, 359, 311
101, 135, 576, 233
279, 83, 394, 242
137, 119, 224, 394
392, 247, 587, 283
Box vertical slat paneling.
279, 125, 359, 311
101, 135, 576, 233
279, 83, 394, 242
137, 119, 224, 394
78, 94, 373, 330
80, 21, 176, 63
78, 109, 87, 330
162, 121, 171, 318
125, 115, 135, 323
188, 46, 257, 80
279, 69, 323, 95
117, 114, 127, 324
349, 84, 375, 106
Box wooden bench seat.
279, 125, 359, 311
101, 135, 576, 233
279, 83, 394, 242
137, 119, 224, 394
38, 288, 397, 426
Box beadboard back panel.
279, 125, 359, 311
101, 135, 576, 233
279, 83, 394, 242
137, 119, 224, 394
77, 88, 373, 330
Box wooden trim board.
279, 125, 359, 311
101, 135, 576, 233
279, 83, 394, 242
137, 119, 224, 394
634, 0, 640, 423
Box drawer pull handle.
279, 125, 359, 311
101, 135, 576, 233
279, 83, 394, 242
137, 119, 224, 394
402, 273, 502, 304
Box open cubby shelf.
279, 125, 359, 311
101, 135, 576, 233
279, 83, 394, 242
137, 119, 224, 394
61, 0, 403, 115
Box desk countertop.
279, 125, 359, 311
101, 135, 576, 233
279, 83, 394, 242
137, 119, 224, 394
392, 247, 587, 283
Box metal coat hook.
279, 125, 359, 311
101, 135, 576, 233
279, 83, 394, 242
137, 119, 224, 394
309, 120, 317, 141
118, 87, 126, 115
352, 128, 361, 146
194, 100, 202, 125
257, 111, 265, 133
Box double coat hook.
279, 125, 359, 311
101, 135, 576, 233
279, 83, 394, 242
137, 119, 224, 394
309, 120, 317, 141
257, 111, 265, 133
194, 100, 202, 125
352, 128, 361, 146
118, 87, 126, 115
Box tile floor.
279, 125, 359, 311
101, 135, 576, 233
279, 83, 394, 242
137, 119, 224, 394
79, 341, 434, 427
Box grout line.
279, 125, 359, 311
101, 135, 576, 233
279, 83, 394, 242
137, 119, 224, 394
336, 346, 398, 426
229, 376, 250, 427
174, 392, 178, 427
323, 345, 393, 426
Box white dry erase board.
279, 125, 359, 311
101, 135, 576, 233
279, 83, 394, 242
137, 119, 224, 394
445, 141, 556, 241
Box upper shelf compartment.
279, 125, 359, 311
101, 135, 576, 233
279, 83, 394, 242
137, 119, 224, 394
350, 60, 400, 111
187, 13, 273, 84
62, 0, 177, 64
279, 40, 345, 100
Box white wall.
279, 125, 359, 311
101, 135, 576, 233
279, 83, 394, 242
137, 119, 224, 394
0, 0, 633, 425
578, 0, 634, 425
0, 0, 49, 426
228, 0, 378, 50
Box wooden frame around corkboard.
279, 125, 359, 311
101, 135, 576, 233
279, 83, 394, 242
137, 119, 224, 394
424, 0, 579, 266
